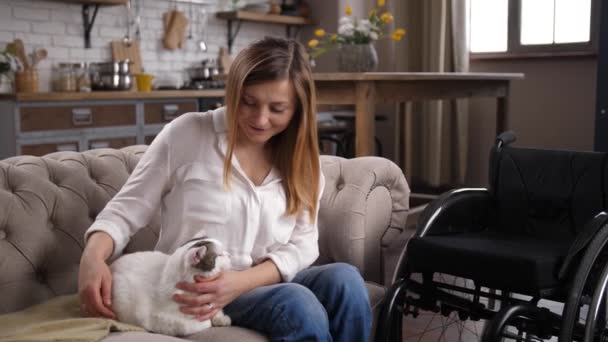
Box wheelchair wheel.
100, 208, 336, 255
561, 224, 608, 342
583, 260, 608, 341
482, 303, 556, 342
403, 273, 486, 341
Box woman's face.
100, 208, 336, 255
237, 78, 297, 147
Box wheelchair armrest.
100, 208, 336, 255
415, 188, 493, 238
390, 188, 492, 282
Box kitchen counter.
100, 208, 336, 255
0, 89, 225, 159
0, 89, 226, 102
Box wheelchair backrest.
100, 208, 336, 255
489, 146, 607, 240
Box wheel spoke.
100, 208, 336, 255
404, 273, 484, 341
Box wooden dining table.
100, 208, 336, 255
313, 72, 525, 157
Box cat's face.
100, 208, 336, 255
184, 238, 231, 274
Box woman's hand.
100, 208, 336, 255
78, 254, 116, 319
173, 270, 246, 321
78, 232, 116, 319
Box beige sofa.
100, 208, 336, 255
0, 145, 410, 341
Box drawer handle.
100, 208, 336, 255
56, 143, 78, 152
162, 104, 179, 122
72, 108, 93, 126
90, 141, 110, 149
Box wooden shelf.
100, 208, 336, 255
43, 0, 128, 48
44, 0, 127, 5
1, 90, 226, 102
216, 11, 314, 26
216, 11, 315, 53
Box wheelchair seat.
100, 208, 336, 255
407, 231, 571, 295
378, 132, 608, 342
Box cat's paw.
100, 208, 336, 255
211, 312, 231, 327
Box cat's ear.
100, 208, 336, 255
196, 245, 208, 259
191, 245, 207, 265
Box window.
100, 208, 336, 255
468, 0, 598, 57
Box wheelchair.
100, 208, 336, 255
378, 132, 608, 341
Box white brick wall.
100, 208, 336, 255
0, 0, 281, 91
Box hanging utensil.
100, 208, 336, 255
123, 0, 133, 46
198, 6, 208, 52
187, 2, 193, 40
134, 0, 142, 41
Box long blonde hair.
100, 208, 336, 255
222, 37, 321, 222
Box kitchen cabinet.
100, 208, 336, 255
0, 90, 224, 158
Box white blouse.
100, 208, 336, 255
85, 107, 325, 282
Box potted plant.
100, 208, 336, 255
308, 0, 406, 72
0, 50, 21, 93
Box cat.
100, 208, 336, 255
110, 236, 232, 336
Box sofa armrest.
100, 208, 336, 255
318, 155, 410, 285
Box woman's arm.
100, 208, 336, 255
84, 121, 172, 260
174, 260, 281, 321
78, 231, 116, 318
83, 231, 115, 261
263, 172, 326, 282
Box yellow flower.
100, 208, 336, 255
308, 39, 319, 48
380, 12, 394, 24
377, 0, 385, 7
314, 29, 326, 38
345, 5, 352, 16
330, 34, 338, 41
395, 28, 406, 36
391, 32, 402, 41
369, 9, 377, 18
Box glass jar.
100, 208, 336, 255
53, 63, 77, 92
76, 63, 91, 92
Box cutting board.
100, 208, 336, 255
111, 40, 143, 74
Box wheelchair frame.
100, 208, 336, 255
377, 132, 608, 342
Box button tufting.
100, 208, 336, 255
336, 182, 345, 190
0, 230, 5, 240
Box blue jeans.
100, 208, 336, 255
223, 263, 373, 342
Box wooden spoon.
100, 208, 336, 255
14, 39, 29, 69
31, 48, 48, 67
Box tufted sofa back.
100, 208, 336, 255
0, 146, 159, 314
0, 146, 409, 314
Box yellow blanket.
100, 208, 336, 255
0, 294, 144, 342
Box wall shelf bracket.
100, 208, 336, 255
227, 19, 243, 54
82, 4, 100, 49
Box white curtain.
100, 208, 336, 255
392, 0, 470, 188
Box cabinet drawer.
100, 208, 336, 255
144, 101, 197, 124
20, 104, 136, 132
88, 137, 137, 150
20, 141, 79, 156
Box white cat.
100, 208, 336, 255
110, 237, 232, 336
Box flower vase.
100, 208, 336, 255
0, 74, 12, 93
337, 43, 379, 73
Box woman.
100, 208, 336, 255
78, 37, 372, 341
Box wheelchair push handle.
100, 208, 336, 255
495, 131, 516, 150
